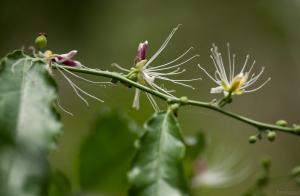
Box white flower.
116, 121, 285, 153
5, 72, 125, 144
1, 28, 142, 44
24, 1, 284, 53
199, 43, 271, 96
192, 146, 251, 188
114, 25, 201, 111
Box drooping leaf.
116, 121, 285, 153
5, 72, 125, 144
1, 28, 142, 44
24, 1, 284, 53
79, 109, 139, 195
128, 111, 189, 196
0, 50, 62, 195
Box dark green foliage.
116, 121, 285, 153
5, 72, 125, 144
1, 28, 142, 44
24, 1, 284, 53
128, 111, 189, 196
48, 170, 72, 196
291, 166, 300, 186
79, 110, 138, 195
242, 157, 271, 196
0, 50, 61, 196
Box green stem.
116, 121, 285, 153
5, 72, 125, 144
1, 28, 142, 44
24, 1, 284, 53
53, 65, 299, 136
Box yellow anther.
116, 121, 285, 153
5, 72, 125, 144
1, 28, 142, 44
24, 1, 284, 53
44, 50, 53, 58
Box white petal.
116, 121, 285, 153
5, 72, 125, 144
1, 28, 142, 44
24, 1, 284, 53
60, 50, 78, 59
132, 89, 141, 110
210, 86, 223, 94
142, 72, 155, 84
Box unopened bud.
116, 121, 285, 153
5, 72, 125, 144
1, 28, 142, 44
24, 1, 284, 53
180, 96, 189, 105
275, 120, 288, 127
293, 124, 300, 134
267, 131, 276, 142
35, 32, 47, 49
291, 166, 300, 177
261, 157, 271, 170
256, 172, 269, 187
249, 135, 257, 144
169, 103, 180, 117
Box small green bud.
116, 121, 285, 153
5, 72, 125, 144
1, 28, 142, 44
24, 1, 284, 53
169, 103, 180, 117
261, 157, 271, 170
167, 98, 176, 104
169, 103, 180, 111
256, 172, 269, 187
35, 32, 47, 49
249, 135, 257, 144
275, 120, 288, 127
291, 166, 300, 177
267, 131, 276, 142
180, 96, 189, 105
293, 124, 300, 134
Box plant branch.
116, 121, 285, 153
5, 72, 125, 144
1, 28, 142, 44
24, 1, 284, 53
53, 64, 300, 136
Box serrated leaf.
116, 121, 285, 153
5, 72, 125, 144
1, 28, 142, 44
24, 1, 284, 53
0, 50, 62, 195
128, 111, 189, 196
79, 110, 138, 195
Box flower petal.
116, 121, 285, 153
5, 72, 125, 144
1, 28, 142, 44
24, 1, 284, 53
210, 86, 223, 94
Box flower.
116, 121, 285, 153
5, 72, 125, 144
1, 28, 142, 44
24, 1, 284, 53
37, 49, 106, 115
191, 146, 251, 188
113, 25, 201, 111
199, 43, 271, 96
42, 50, 83, 67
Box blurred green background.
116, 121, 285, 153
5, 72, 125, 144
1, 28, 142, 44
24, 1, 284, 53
0, 0, 300, 195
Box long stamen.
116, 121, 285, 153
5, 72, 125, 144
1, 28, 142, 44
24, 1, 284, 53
146, 68, 186, 76
58, 65, 108, 85
148, 55, 199, 72
58, 68, 89, 106
145, 93, 160, 111
147, 47, 194, 70
243, 67, 265, 88
218, 53, 229, 83
171, 77, 202, 82
244, 77, 271, 93
240, 54, 250, 73
155, 75, 195, 89
144, 24, 181, 68
69, 80, 104, 103
210, 54, 226, 83
148, 82, 175, 97
232, 54, 236, 80
227, 43, 232, 81
58, 68, 104, 104
198, 64, 219, 84
214, 71, 222, 83
56, 99, 74, 116
111, 63, 130, 72
247, 60, 256, 75
211, 45, 227, 80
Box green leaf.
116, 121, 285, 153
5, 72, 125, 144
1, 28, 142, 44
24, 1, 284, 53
128, 111, 189, 196
48, 170, 72, 196
79, 109, 138, 195
291, 166, 300, 186
0, 50, 62, 195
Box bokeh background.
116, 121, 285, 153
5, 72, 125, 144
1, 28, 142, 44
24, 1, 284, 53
0, 0, 300, 195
